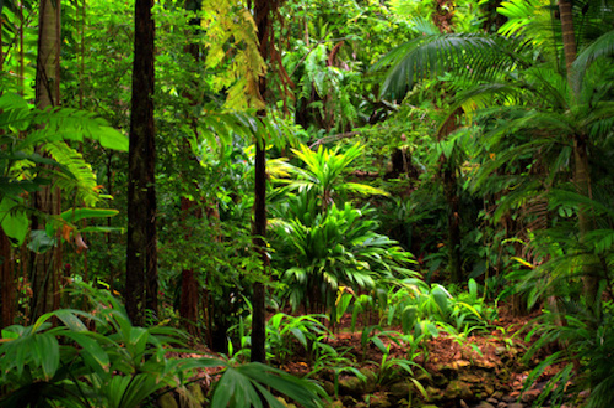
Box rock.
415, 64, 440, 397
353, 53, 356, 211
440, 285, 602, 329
495, 346, 508, 356
339, 376, 365, 398
322, 380, 335, 396
486, 397, 498, 404
496, 403, 507, 408
342, 395, 358, 407
475, 402, 495, 408
475, 359, 497, 370
492, 391, 504, 400
359, 367, 378, 393
458, 372, 482, 383
367, 392, 392, 408
444, 380, 473, 399
498, 367, 510, 382
187, 383, 205, 405
507, 404, 524, 408
159, 393, 178, 408
389, 381, 411, 398
432, 372, 448, 387
426, 386, 444, 402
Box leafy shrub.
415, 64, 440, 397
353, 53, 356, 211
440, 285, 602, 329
0, 289, 327, 408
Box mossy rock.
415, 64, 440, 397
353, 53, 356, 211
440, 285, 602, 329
426, 386, 444, 402
342, 395, 358, 407
187, 384, 205, 405
338, 376, 366, 398
159, 393, 179, 408
359, 367, 379, 393
389, 381, 411, 398
321, 380, 336, 396
366, 392, 393, 408
444, 380, 472, 400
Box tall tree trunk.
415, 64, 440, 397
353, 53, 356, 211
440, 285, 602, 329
437, 110, 462, 284
433, 1, 462, 284
250, 0, 273, 364
558, 0, 576, 77
558, 0, 599, 318
0, 230, 15, 328
31, 0, 60, 322
178, 0, 203, 338
126, 0, 157, 326
0, 8, 16, 329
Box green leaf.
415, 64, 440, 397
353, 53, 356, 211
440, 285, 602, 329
60, 208, 119, 223
61, 331, 110, 373
0, 196, 28, 245
36, 334, 59, 380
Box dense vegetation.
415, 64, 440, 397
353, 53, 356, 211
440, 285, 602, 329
1, 0, 613, 407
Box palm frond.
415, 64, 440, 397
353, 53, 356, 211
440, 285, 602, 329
572, 29, 614, 93
371, 33, 518, 99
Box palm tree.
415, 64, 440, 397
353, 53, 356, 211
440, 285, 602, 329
371, 0, 614, 293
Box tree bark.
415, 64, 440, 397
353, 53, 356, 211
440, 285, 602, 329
438, 110, 463, 284
558, 0, 576, 77
558, 0, 599, 319
251, 0, 273, 364
0, 230, 16, 328
31, 0, 60, 322
126, 0, 157, 326
178, 0, 203, 337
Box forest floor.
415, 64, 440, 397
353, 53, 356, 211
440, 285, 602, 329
279, 302, 567, 407
186, 301, 572, 408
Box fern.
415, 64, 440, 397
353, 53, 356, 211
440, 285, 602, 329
42, 142, 99, 206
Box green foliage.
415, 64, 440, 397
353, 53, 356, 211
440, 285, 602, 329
273, 197, 415, 313
277, 142, 389, 210
0, 93, 126, 245
522, 305, 614, 408
0, 289, 327, 408
266, 313, 328, 366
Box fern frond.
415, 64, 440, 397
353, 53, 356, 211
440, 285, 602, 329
20, 108, 128, 151
42, 142, 99, 206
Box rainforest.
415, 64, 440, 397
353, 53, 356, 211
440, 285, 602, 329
1, 0, 613, 407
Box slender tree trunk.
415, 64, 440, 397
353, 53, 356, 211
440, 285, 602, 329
250, 0, 273, 364
126, 0, 157, 326
558, 0, 576, 76
31, 0, 60, 322
0, 230, 16, 328
558, 0, 599, 318
438, 110, 463, 284
433, 2, 462, 284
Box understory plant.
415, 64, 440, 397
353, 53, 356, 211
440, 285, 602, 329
272, 189, 416, 315
0, 288, 327, 408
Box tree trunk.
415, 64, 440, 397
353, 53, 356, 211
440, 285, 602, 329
126, 0, 157, 326
180, 198, 200, 335
31, 0, 60, 322
0, 230, 16, 328
250, 0, 273, 364
558, 0, 576, 77
438, 110, 462, 284
178, 0, 203, 337
558, 0, 599, 319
